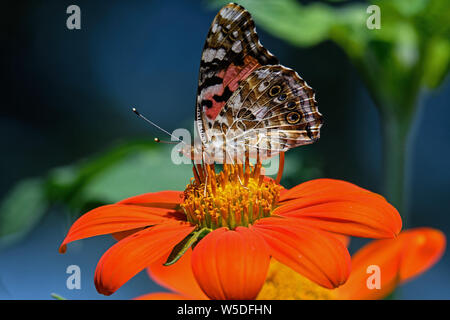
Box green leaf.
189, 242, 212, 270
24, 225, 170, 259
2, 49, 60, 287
422, 37, 450, 88
46, 140, 158, 207
210, 0, 336, 47
0, 141, 195, 247
388, 0, 428, 17
50, 293, 67, 300
0, 178, 48, 248
207, 0, 450, 109
164, 228, 211, 266
80, 145, 193, 205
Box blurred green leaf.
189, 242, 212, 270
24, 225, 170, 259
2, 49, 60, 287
422, 37, 450, 88
0, 178, 47, 248
211, 0, 450, 96
45, 141, 195, 219
0, 141, 185, 247
80, 146, 193, 205
388, 0, 428, 17
50, 293, 67, 300
46, 140, 158, 207
0, 134, 322, 248
211, 0, 336, 47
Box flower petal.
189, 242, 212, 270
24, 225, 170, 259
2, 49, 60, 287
191, 227, 270, 300
111, 227, 146, 241
275, 189, 402, 239
336, 239, 402, 300
280, 178, 372, 202
398, 228, 446, 281
323, 232, 350, 248
251, 217, 351, 289
59, 204, 184, 253
95, 222, 195, 295
118, 191, 183, 209
336, 227, 446, 300
147, 248, 208, 300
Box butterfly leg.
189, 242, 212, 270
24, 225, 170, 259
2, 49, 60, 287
202, 150, 215, 196
225, 149, 248, 189
275, 152, 285, 184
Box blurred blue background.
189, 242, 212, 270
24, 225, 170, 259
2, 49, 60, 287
1, 0, 449, 299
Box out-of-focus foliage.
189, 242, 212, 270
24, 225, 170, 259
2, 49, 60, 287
210, 0, 449, 219
0, 140, 321, 248
45, 142, 192, 213
0, 178, 47, 248
0, 142, 191, 248
211, 0, 449, 118
7, 0, 447, 249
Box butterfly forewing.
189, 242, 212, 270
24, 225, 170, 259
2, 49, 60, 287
196, 3, 278, 144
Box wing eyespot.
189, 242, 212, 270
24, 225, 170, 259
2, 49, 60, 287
286, 111, 302, 124
278, 93, 287, 101
269, 85, 282, 97
286, 101, 296, 109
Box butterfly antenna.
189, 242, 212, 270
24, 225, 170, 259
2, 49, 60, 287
132, 108, 186, 145
153, 137, 178, 144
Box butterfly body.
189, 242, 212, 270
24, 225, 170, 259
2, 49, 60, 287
191, 3, 322, 164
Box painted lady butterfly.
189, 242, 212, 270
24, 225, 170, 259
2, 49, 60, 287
161, 3, 321, 166
192, 3, 323, 164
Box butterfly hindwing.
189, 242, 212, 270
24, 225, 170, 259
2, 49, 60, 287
196, 3, 278, 143
209, 65, 322, 159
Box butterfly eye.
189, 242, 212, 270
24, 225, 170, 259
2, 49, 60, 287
279, 93, 287, 101
269, 85, 281, 97
286, 111, 301, 124
286, 101, 296, 109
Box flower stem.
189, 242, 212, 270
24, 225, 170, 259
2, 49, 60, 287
381, 112, 411, 227
351, 54, 424, 229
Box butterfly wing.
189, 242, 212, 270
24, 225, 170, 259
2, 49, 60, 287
209, 65, 323, 160
196, 3, 278, 144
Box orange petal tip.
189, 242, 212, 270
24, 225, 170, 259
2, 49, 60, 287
59, 244, 67, 254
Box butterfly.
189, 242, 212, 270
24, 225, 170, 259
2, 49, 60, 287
186, 3, 323, 164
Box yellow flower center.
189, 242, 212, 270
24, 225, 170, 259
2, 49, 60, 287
257, 260, 336, 300
181, 163, 282, 230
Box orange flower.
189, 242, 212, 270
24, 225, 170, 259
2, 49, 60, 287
334, 227, 446, 300
59, 162, 401, 298
137, 227, 445, 300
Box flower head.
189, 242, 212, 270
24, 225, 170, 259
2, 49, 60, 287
60, 159, 402, 298
182, 164, 281, 230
